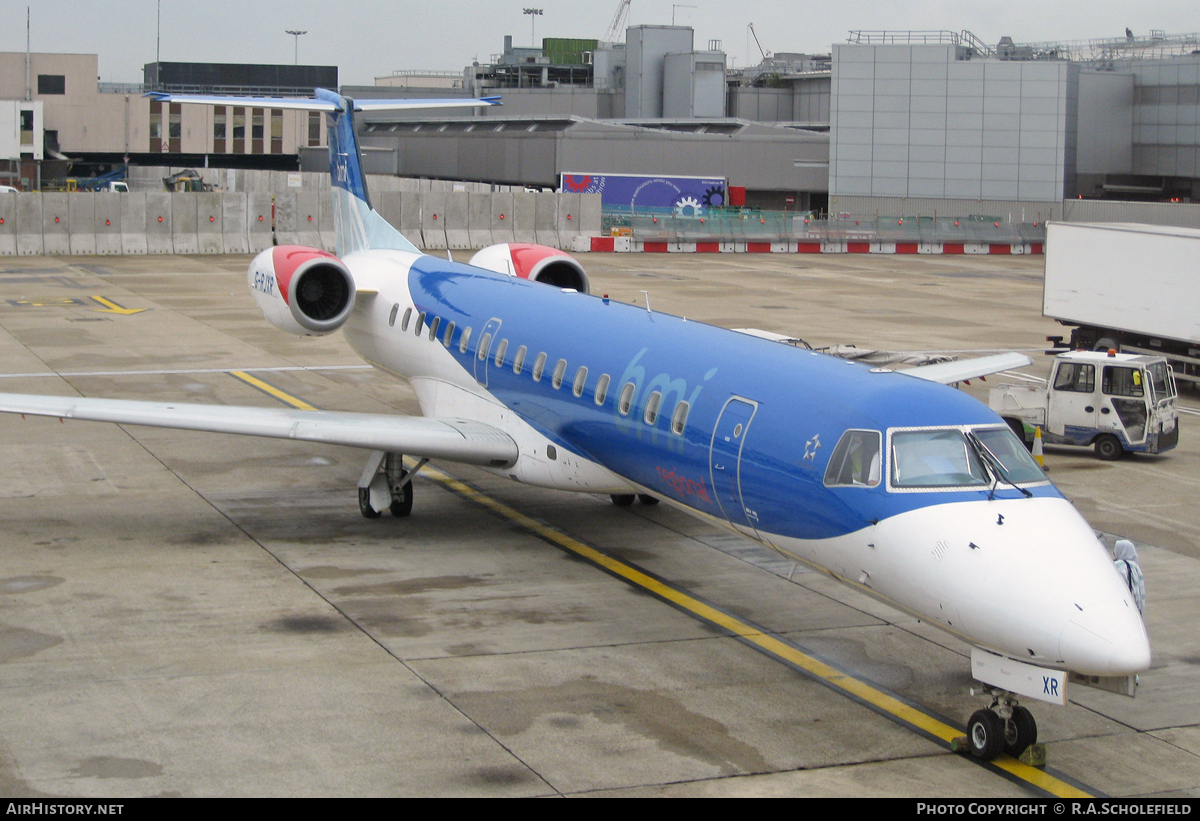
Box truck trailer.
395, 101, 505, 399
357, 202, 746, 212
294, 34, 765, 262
1043, 222, 1200, 387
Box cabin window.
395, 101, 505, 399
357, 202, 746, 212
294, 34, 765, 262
415, 311, 426, 335
618, 382, 635, 416
552, 359, 568, 389
459, 327, 472, 354
644, 391, 662, 425
476, 332, 492, 361
400, 307, 412, 331
1102, 366, 1144, 398
594, 374, 610, 406
572, 367, 588, 397
890, 429, 988, 489
1052, 362, 1095, 393
428, 316, 440, 341
494, 339, 508, 367
824, 430, 882, 487
513, 346, 528, 375
671, 401, 690, 435
442, 321, 455, 347
532, 352, 547, 381
388, 304, 399, 327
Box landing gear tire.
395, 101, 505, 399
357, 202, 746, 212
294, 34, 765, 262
1004, 706, 1038, 758
637, 494, 659, 505
1094, 336, 1120, 353
1095, 433, 1124, 461
358, 487, 382, 519
390, 475, 413, 518
967, 709, 1006, 761
611, 494, 635, 507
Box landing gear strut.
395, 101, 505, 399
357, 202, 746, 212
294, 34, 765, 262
966, 690, 1038, 761
358, 451, 427, 518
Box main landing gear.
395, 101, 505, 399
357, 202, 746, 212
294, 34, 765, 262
965, 690, 1038, 761
610, 493, 659, 507
358, 451, 427, 519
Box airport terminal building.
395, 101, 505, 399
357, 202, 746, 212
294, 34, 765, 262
5, 25, 1200, 221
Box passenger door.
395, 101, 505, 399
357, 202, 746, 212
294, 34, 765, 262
709, 396, 760, 538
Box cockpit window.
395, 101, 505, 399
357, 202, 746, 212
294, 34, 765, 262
890, 429, 989, 489
824, 429, 881, 487
969, 427, 1047, 485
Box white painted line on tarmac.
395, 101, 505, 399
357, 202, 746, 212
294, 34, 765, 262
0, 365, 374, 379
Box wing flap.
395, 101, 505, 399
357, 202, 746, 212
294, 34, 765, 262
0, 393, 517, 468
902, 352, 1033, 385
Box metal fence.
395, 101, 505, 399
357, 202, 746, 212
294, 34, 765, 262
611, 207, 1047, 245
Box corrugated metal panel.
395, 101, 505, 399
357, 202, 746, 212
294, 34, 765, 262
829, 196, 1060, 221
1062, 199, 1200, 228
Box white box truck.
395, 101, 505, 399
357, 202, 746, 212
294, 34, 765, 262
1043, 222, 1200, 387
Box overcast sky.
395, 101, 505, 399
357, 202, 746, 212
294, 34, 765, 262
3, 1, 1197, 85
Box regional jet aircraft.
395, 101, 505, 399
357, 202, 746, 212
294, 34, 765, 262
0, 89, 1150, 762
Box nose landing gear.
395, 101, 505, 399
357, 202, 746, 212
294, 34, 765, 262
964, 690, 1039, 762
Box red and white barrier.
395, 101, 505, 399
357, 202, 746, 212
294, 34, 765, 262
579, 236, 1043, 255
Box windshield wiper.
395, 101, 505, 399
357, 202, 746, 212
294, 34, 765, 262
966, 432, 1033, 500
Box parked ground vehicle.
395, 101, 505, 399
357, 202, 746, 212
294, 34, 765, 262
989, 350, 1179, 459
1044, 222, 1200, 389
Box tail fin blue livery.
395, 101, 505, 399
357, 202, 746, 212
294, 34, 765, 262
143, 89, 501, 256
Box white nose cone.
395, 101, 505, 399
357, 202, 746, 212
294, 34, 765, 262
1060, 597, 1151, 676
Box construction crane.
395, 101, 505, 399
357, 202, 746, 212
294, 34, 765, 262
748, 22, 770, 61
603, 0, 631, 43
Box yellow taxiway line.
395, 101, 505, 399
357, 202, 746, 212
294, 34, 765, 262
228, 370, 318, 410
224, 369, 1098, 798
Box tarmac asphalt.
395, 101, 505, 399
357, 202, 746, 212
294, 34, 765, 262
0, 250, 1196, 798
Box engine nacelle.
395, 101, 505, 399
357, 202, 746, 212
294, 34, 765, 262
248, 246, 355, 336
468, 243, 590, 294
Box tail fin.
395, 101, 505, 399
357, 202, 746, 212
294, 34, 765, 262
145, 90, 500, 257
315, 88, 420, 256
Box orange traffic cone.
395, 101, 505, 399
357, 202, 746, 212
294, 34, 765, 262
1033, 425, 1047, 471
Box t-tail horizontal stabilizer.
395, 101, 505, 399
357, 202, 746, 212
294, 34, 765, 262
143, 89, 501, 256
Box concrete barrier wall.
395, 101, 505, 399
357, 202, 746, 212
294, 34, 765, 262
42, 193, 70, 255
0, 190, 603, 256
221, 193, 249, 254
274, 192, 298, 246
95, 194, 122, 254
295, 192, 322, 248
121, 194, 147, 254
247, 193, 274, 253
512, 192, 536, 244
196, 192, 223, 254
444, 192, 471, 250
17, 194, 43, 255
171, 194, 200, 255
68, 193, 96, 255
0, 194, 17, 255
420, 191, 447, 250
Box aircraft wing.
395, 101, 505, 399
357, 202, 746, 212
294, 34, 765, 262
0, 393, 517, 468
902, 352, 1033, 385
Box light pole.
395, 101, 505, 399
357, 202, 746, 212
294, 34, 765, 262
522, 8, 542, 49
285, 29, 307, 65
671, 4, 696, 25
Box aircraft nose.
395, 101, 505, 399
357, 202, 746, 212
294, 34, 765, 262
1060, 597, 1151, 676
